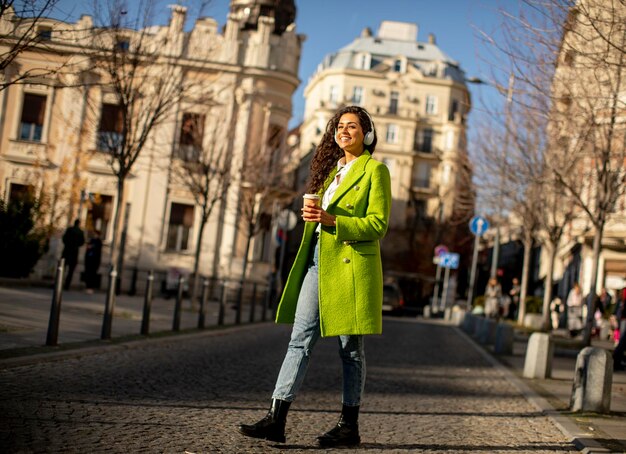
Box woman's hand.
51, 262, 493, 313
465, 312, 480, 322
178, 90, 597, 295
301, 205, 336, 226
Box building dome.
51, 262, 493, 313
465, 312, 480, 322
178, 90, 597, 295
230, 0, 296, 35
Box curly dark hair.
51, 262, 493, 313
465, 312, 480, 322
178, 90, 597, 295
307, 105, 378, 193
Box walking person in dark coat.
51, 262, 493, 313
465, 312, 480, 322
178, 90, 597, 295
62, 219, 85, 290
84, 230, 102, 293
613, 286, 626, 371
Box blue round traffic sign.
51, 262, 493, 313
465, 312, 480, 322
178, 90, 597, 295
469, 216, 489, 236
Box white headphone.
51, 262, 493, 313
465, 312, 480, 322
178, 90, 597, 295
334, 108, 376, 147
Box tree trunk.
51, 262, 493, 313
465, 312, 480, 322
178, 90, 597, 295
109, 177, 127, 271
517, 233, 532, 325
237, 225, 254, 310
240, 227, 253, 288
582, 223, 604, 346
190, 215, 208, 307
542, 243, 557, 331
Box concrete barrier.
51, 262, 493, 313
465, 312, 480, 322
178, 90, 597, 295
472, 316, 485, 338
523, 332, 553, 379
462, 313, 475, 334
451, 309, 466, 326
570, 347, 613, 413
494, 323, 514, 355
523, 313, 544, 330
478, 318, 497, 344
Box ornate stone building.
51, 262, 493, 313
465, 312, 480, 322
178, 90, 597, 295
545, 0, 626, 298
0, 1, 304, 286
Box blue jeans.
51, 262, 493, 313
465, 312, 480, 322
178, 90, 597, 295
272, 237, 366, 406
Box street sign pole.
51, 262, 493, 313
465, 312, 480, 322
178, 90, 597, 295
490, 226, 500, 279
467, 233, 480, 309
440, 266, 451, 312
468, 215, 489, 310
431, 264, 442, 313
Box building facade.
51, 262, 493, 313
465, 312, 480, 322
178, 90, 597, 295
298, 21, 473, 272
0, 1, 304, 287
546, 0, 626, 299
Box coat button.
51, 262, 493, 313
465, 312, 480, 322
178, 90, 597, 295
343, 241, 350, 245
343, 258, 350, 264
354, 185, 360, 191
346, 203, 353, 209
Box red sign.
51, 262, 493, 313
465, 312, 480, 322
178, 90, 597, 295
434, 245, 449, 257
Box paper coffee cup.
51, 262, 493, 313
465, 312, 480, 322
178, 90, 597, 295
303, 194, 321, 207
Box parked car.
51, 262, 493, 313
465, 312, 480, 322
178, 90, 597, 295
382, 281, 405, 314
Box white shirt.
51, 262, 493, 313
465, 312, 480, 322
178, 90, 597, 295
316, 157, 358, 233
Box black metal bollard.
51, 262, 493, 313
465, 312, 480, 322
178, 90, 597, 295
249, 283, 258, 323
235, 281, 243, 325
198, 279, 209, 329
218, 280, 226, 326
46, 258, 65, 346
173, 275, 184, 331
101, 265, 117, 340
261, 284, 270, 322
141, 270, 154, 335
129, 267, 138, 296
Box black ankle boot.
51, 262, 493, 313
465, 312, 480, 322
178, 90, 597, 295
238, 399, 291, 443
317, 404, 360, 447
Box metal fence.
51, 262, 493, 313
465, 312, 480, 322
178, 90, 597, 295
46, 260, 277, 346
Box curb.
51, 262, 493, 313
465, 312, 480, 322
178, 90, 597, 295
0, 321, 272, 369
454, 326, 614, 454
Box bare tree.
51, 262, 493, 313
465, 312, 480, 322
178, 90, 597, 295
0, 0, 64, 90
480, 0, 625, 339
236, 120, 294, 304
505, 87, 577, 329
540, 0, 626, 344
170, 106, 232, 305
83, 0, 215, 284
495, 112, 542, 325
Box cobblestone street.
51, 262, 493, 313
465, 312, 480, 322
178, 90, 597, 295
0, 318, 578, 453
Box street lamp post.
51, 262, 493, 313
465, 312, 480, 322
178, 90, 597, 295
467, 74, 515, 280
491, 73, 515, 279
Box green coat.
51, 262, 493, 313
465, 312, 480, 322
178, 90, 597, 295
275, 151, 392, 337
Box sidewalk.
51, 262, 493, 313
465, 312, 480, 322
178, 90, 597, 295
0, 284, 269, 357
456, 318, 626, 454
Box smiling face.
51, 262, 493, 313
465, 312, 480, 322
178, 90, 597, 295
335, 113, 365, 155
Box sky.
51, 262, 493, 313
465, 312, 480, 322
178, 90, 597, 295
48, 0, 509, 130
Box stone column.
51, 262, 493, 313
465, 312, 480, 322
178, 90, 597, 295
523, 332, 553, 379
570, 347, 612, 413
494, 323, 514, 355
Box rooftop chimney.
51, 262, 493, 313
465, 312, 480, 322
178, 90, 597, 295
377, 21, 418, 42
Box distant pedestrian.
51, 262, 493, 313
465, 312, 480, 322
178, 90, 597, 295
599, 287, 612, 314
62, 219, 85, 290
83, 230, 102, 293
238, 106, 391, 447
508, 277, 521, 320
566, 282, 583, 336
550, 296, 563, 330
613, 286, 626, 371
484, 278, 502, 319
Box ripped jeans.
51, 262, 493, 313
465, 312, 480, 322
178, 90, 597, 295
272, 237, 365, 406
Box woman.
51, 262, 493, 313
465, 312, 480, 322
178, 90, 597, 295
567, 282, 583, 336
484, 278, 502, 319
238, 106, 391, 447
83, 230, 102, 293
